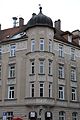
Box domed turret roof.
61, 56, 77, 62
26, 6, 53, 28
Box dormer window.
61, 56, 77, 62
79, 40, 80, 46
68, 35, 72, 42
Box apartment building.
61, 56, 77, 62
0, 6, 80, 120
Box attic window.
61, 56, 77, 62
79, 40, 80, 46
6, 35, 10, 38
68, 35, 72, 42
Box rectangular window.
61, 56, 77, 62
72, 112, 78, 120
59, 111, 65, 120
59, 64, 64, 79
40, 39, 44, 51
59, 86, 64, 100
0, 65, 1, 79
30, 83, 34, 97
9, 64, 15, 78
10, 44, 16, 57
39, 61, 44, 74
71, 48, 75, 60
8, 86, 15, 99
49, 40, 52, 52
7, 112, 13, 120
31, 61, 35, 74
49, 60, 52, 75
0, 47, 2, 60
59, 44, 64, 57
40, 83, 44, 97
71, 67, 76, 81
72, 87, 77, 101
31, 39, 35, 52
49, 83, 52, 97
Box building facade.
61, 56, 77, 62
0, 6, 80, 120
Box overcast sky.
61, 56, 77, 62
0, 0, 80, 32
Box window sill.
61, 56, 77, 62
29, 74, 35, 76
38, 73, 45, 75
4, 98, 17, 101
9, 55, 16, 58
8, 77, 15, 79
58, 56, 64, 58
57, 99, 67, 102
70, 100, 79, 103
71, 59, 76, 62
71, 80, 77, 82
58, 77, 65, 80
48, 74, 53, 76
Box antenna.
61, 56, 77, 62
39, 4, 42, 13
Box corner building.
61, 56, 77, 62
0, 7, 80, 120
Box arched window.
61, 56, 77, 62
59, 111, 65, 120
72, 112, 78, 120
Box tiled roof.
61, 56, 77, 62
0, 25, 27, 42
0, 24, 79, 47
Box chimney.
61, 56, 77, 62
54, 19, 61, 30
19, 17, 24, 26
12, 17, 17, 27
32, 13, 36, 17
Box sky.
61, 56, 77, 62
0, 0, 80, 32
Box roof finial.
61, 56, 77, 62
39, 4, 42, 13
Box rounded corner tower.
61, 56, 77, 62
26, 6, 53, 29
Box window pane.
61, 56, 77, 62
59, 45, 64, 57
31, 40, 35, 52
39, 61, 44, 74
40, 83, 44, 97
10, 45, 16, 57
40, 39, 44, 51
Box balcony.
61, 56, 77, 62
25, 97, 55, 106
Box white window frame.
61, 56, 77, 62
30, 83, 34, 97
10, 44, 16, 57
71, 67, 76, 81
8, 86, 15, 99
39, 61, 44, 74
59, 64, 64, 79
71, 48, 75, 61
9, 64, 15, 78
72, 87, 77, 101
49, 39, 52, 52
59, 86, 64, 100
31, 61, 35, 74
39, 83, 44, 97
49, 83, 52, 97
72, 112, 78, 120
31, 39, 35, 52
39, 39, 44, 51
59, 44, 64, 57
59, 111, 65, 120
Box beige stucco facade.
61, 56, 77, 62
0, 25, 80, 120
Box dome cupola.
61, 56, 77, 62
26, 6, 53, 28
